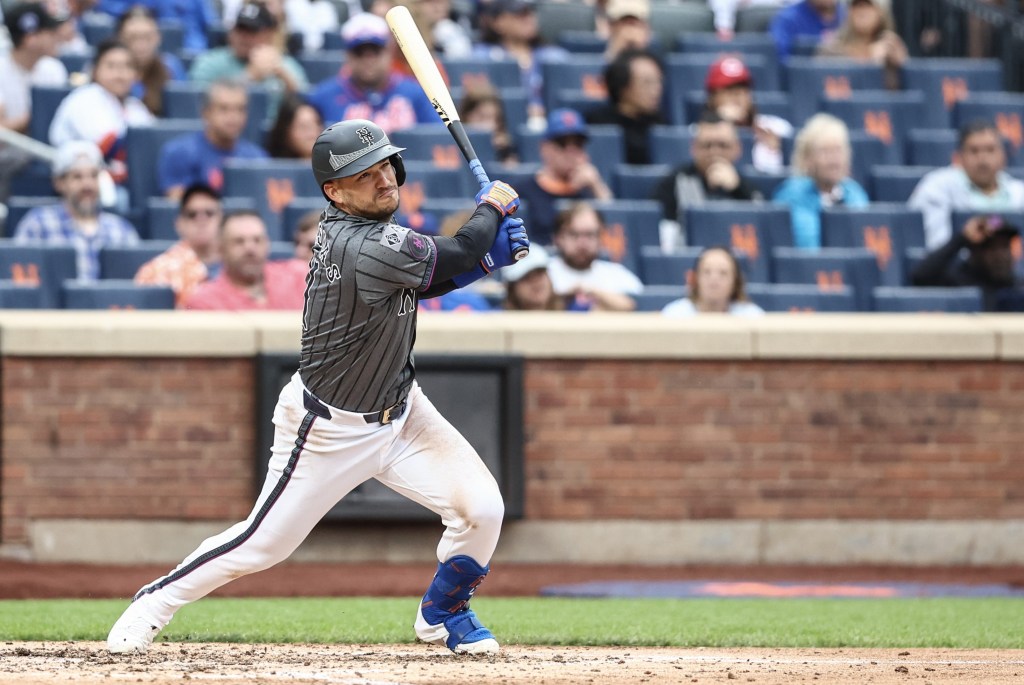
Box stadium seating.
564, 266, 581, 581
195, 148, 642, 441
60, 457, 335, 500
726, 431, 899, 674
783, 58, 887, 125
536, 1, 596, 45
634, 285, 686, 312
735, 5, 782, 33
746, 283, 857, 312
740, 167, 788, 199
282, 198, 324, 239
589, 199, 663, 275
648, 125, 758, 168
221, 159, 322, 241
675, 32, 778, 66
0, 242, 77, 308
541, 56, 608, 117
126, 120, 205, 209
391, 124, 496, 168
0, 281, 44, 309
298, 52, 343, 84
771, 246, 879, 311
905, 129, 958, 167
515, 124, 623, 177
29, 86, 71, 142
665, 55, 779, 124
680, 90, 791, 127
8, 160, 55, 199
59, 53, 92, 76
639, 246, 702, 286
952, 93, 1024, 162
100, 242, 177, 279
612, 164, 672, 201
869, 165, 932, 203
822, 91, 926, 165
901, 58, 1004, 129
819, 205, 926, 286
871, 286, 984, 313
442, 57, 522, 95
847, 132, 889, 190
684, 202, 793, 283
62, 280, 176, 310
648, 3, 715, 49
146, 196, 256, 241
161, 83, 270, 146
558, 31, 606, 54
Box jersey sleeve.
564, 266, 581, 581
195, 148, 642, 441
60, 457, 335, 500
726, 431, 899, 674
355, 224, 437, 305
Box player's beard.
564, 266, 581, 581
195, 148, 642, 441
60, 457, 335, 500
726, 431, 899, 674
346, 188, 400, 222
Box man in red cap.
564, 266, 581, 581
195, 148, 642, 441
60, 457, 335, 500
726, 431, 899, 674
703, 55, 792, 173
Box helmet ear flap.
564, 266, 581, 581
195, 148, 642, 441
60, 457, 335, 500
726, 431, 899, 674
390, 153, 406, 187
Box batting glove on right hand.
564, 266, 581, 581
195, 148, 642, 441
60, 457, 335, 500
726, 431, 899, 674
475, 180, 520, 217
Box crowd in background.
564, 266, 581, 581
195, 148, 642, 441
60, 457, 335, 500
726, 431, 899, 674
0, 0, 1022, 314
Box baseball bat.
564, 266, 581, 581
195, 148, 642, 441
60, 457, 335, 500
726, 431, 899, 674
385, 5, 528, 261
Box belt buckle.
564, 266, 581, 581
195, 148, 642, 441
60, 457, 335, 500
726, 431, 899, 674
381, 405, 394, 424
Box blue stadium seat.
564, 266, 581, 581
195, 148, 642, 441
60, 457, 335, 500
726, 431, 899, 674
783, 58, 887, 125
282, 198, 324, 242
100, 241, 177, 279
29, 85, 72, 142
820, 205, 926, 286
613, 164, 672, 202
0, 281, 44, 309
771, 246, 879, 311
80, 13, 114, 45
127, 120, 205, 209
486, 164, 541, 195
536, 1, 596, 44
685, 202, 792, 283
869, 165, 932, 203
872, 286, 983, 313
541, 56, 608, 115
221, 159, 322, 241
391, 124, 495, 168
906, 129, 958, 167
822, 91, 925, 165
62, 280, 176, 309
648, 3, 715, 49
161, 83, 270, 146
680, 90, 791, 127
7, 160, 56, 199
0, 241, 77, 308
515, 124, 623, 177
59, 53, 92, 76
557, 30, 606, 54
639, 246, 703, 286
400, 161, 476, 201
901, 58, 1004, 129
269, 241, 296, 261
449, 86, 529, 143
546, 88, 605, 116
156, 19, 186, 56
665, 54, 778, 126
740, 167, 788, 199
589, 199, 663, 275
952, 93, 1024, 164
847, 131, 888, 190
675, 32, 778, 66
442, 57, 523, 95
735, 5, 782, 33
635, 285, 687, 311
299, 52, 344, 84
145, 196, 255, 241
746, 282, 856, 312
4, 197, 58, 236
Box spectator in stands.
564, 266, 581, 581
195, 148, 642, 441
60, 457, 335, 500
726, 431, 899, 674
158, 80, 268, 199
816, 0, 906, 90
48, 39, 155, 193
662, 246, 765, 317
702, 55, 793, 173
135, 183, 223, 305
604, 0, 653, 61
292, 208, 319, 262
57, 0, 108, 56
501, 245, 572, 311
305, 12, 437, 134
651, 113, 762, 251
115, 5, 185, 116
908, 120, 1024, 250
189, 2, 307, 116
584, 49, 666, 166
473, 0, 568, 128
0, 3, 68, 199
97, 0, 217, 53
183, 210, 306, 310
549, 201, 642, 311
911, 214, 1021, 312
769, 0, 844, 63
710, 0, 795, 39
772, 113, 868, 249
222, 0, 339, 53
400, 0, 472, 59
13, 141, 140, 281
265, 95, 323, 160
461, 85, 518, 165
517, 108, 614, 246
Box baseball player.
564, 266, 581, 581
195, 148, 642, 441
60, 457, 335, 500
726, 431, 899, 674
106, 119, 529, 656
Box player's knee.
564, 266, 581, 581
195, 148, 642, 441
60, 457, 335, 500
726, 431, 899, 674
464, 492, 504, 534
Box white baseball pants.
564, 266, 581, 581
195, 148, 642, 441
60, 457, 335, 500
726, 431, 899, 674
130, 372, 505, 628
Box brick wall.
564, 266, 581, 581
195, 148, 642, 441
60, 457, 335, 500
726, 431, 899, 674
3, 356, 1023, 545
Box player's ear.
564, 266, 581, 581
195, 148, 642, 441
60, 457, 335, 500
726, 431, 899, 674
323, 180, 344, 204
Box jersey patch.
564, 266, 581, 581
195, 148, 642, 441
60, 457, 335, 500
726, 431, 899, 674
381, 224, 409, 253
407, 233, 430, 261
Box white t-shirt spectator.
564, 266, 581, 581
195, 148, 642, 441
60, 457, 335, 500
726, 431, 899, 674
547, 256, 644, 296
0, 54, 68, 125
662, 298, 765, 317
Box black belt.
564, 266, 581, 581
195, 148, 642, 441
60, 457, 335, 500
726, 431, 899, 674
303, 390, 408, 425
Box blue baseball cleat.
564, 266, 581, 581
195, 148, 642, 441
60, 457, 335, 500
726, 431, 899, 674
414, 555, 499, 654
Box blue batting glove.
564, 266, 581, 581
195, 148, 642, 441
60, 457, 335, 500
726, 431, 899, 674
453, 217, 528, 289
475, 180, 520, 217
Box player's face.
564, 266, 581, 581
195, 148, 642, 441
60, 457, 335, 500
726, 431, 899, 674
93, 46, 137, 100
694, 249, 737, 311
959, 130, 1006, 192
328, 158, 400, 221
554, 207, 603, 270
176, 193, 223, 251
57, 164, 101, 218
220, 215, 270, 284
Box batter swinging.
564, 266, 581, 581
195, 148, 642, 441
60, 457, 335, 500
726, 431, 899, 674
106, 119, 529, 655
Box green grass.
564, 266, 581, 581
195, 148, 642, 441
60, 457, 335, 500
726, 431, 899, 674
2, 597, 1022, 648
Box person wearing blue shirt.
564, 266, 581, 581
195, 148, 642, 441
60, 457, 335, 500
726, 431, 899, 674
772, 113, 869, 249
96, 0, 217, 53
305, 12, 437, 134
769, 0, 844, 63
158, 80, 268, 198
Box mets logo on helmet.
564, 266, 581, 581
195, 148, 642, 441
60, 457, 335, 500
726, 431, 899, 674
357, 127, 375, 145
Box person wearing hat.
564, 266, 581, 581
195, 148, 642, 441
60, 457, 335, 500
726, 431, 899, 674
816, 0, 906, 90
516, 107, 613, 246
604, 0, 653, 61
0, 2, 68, 135
912, 214, 1023, 312
583, 48, 666, 165
12, 141, 139, 281
305, 12, 437, 134
769, 0, 844, 64
702, 55, 793, 173
189, 1, 308, 115
501, 245, 572, 311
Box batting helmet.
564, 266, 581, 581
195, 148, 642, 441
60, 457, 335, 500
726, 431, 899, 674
311, 120, 406, 198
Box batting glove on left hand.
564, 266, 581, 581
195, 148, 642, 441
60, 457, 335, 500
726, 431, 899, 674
475, 180, 520, 217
